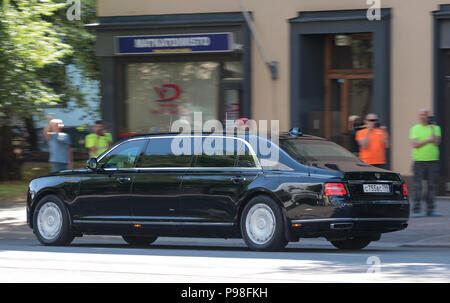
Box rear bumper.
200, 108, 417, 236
290, 217, 409, 235
286, 199, 410, 236
288, 200, 410, 240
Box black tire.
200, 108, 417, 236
240, 195, 287, 251
330, 238, 372, 250
122, 235, 158, 246
33, 195, 74, 246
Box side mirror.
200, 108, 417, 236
86, 158, 98, 170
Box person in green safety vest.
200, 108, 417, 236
85, 120, 113, 158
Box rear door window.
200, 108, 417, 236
236, 141, 257, 168
193, 137, 259, 168
195, 138, 237, 168
136, 137, 193, 168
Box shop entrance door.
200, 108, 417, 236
323, 34, 374, 151
219, 81, 243, 124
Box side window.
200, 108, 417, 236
195, 138, 237, 168
136, 137, 193, 168
236, 142, 257, 168
99, 139, 146, 169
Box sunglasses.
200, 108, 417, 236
368, 119, 379, 122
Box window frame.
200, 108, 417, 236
96, 137, 148, 170
193, 136, 260, 170
112, 135, 262, 170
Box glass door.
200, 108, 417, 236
219, 81, 243, 127
323, 34, 374, 151
443, 51, 450, 194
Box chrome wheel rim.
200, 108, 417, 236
37, 202, 62, 241
245, 203, 276, 245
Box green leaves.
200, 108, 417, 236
0, 0, 98, 120
0, 0, 71, 118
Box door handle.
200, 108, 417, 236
230, 176, 246, 184
116, 177, 131, 184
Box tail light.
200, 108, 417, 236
402, 184, 408, 196
325, 183, 347, 196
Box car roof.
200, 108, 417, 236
127, 131, 327, 141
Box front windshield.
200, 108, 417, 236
279, 139, 359, 164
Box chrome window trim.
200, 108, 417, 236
96, 137, 148, 163
102, 167, 262, 172
110, 134, 262, 170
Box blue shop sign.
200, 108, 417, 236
116, 33, 234, 54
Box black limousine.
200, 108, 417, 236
27, 131, 409, 251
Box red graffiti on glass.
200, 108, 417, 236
154, 84, 182, 102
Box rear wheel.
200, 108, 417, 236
122, 235, 158, 246
33, 195, 74, 246
240, 195, 287, 251
330, 237, 372, 250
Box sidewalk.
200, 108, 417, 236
398, 198, 450, 248
0, 201, 29, 238
1, 199, 450, 248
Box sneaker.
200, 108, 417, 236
427, 212, 442, 217
411, 212, 422, 218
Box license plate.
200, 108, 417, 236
363, 184, 391, 193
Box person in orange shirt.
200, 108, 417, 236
355, 113, 390, 169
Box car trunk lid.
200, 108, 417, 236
344, 171, 405, 201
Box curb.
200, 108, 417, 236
436, 196, 450, 201
400, 243, 450, 248
399, 234, 450, 248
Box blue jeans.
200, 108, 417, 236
412, 161, 439, 214
50, 162, 68, 173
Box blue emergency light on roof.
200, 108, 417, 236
288, 128, 303, 137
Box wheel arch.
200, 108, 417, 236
237, 189, 295, 242
29, 190, 64, 229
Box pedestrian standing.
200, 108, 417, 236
410, 109, 442, 217
43, 117, 73, 172
85, 120, 113, 159
355, 113, 390, 169
348, 115, 365, 155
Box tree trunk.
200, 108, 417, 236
0, 123, 23, 182
24, 116, 38, 151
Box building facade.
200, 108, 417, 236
92, 0, 450, 194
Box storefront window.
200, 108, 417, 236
223, 61, 243, 80
125, 61, 244, 134
331, 34, 373, 70
126, 61, 220, 133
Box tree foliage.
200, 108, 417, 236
0, 0, 98, 181
0, 0, 72, 119
41, 0, 99, 110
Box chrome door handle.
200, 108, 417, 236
117, 177, 131, 184
231, 176, 246, 184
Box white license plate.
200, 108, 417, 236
363, 184, 391, 193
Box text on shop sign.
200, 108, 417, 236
116, 33, 233, 54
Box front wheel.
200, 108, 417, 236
240, 195, 287, 251
33, 195, 74, 246
330, 238, 372, 250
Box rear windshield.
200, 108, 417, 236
279, 139, 358, 164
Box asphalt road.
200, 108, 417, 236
0, 235, 449, 282
1, 200, 450, 283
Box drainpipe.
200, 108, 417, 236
239, 0, 278, 80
